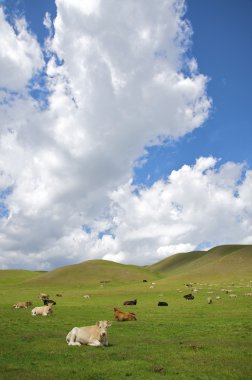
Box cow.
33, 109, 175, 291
31, 304, 53, 316
207, 297, 212, 304
13, 301, 32, 308
158, 301, 168, 306
39, 293, 50, 301
123, 299, 137, 305
114, 308, 137, 321
66, 321, 111, 347
183, 294, 194, 300
56, 294, 63, 297
83, 295, 90, 299
143, 280, 148, 282
43, 299, 56, 305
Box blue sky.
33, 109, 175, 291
0, 0, 251, 270
134, 0, 252, 186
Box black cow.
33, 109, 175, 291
43, 299, 56, 305
158, 301, 168, 306
183, 294, 194, 300
123, 299, 137, 305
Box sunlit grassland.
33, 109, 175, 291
0, 271, 251, 380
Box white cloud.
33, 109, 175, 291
0, 8, 44, 90
0, 0, 237, 270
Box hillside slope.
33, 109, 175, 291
150, 245, 252, 280
24, 259, 159, 287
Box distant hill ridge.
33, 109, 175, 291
149, 245, 252, 279
0, 245, 251, 286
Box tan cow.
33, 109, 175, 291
31, 304, 53, 316
114, 307, 137, 321
39, 293, 50, 301
66, 321, 112, 346
13, 301, 32, 308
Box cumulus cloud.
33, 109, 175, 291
0, 0, 222, 270
0, 8, 44, 90
84, 157, 252, 265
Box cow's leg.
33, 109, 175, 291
88, 339, 103, 347
66, 327, 81, 346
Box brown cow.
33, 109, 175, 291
114, 308, 137, 321
13, 301, 32, 308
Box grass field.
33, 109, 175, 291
0, 245, 252, 380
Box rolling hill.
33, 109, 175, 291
1, 245, 251, 287
22, 259, 160, 287
149, 245, 252, 280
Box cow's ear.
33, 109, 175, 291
106, 321, 112, 327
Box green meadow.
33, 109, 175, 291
0, 245, 251, 380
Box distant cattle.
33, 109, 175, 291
56, 294, 63, 297
32, 304, 53, 316
244, 293, 252, 296
185, 283, 193, 288
123, 299, 137, 306
207, 297, 212, 304
114, 308, 137, 321
43, 299, 56, 305
83, 295, 90, 299
39, 293, 50, 301
13, 301, 32, 308
66, 321, 111, 346
143, 280, 148, 282
158, 301, 168, 306
183, 294, 194, 300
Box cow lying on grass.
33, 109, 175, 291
123, 299, 137, 305
114, 307, 137, 321
183, 293, 194, 300
13, 301, 32, 308
31, 304, 53, 316
66, 321, 112, 346
43, 299, 56, 305
39, 293, 50, 301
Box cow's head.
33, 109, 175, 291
96, 320, 112, 338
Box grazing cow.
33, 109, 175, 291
123, 299, 137, 306
83, 295, 90, 299
207, 297, 212, 304
229, 294, 237, 298
31, 304, 53, 316
143, 280, 148, 282
56, 294, 63, 297
158, 301, 168, 306
43, 299, 56, 305
39, 293, 50, 301
66, 321, 111, 346
13, 301, 32, 308
183, 294, 194, 300
244, 293, 252, 296
114, 308, 137, 321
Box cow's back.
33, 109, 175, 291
77, 325, 98, 344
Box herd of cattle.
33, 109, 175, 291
12, 281, 251, 347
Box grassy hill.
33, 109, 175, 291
149, 244, 252, 281
23, 259, 160, 287
0, 269, 44, 286
1, 245, 251, 287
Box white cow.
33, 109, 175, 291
31, 304, 53, 316
66, 321, 111, 347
